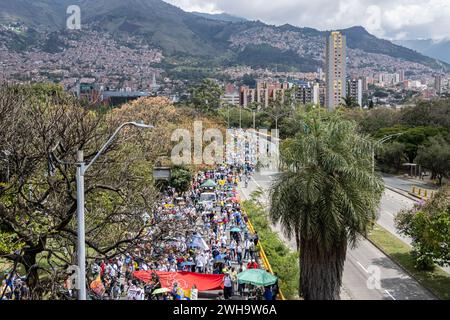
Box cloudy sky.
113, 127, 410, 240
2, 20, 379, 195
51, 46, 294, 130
165, 0, 450, 41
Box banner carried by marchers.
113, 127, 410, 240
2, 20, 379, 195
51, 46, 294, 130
133, 271, 225, 292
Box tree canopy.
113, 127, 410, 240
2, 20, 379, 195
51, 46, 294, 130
396, 187, 450, 270
415, 135, 450, 185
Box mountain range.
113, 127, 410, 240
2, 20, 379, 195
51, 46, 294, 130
0, 0, 448, 74
393, 39, 450, 65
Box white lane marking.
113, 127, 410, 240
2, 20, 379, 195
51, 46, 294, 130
251, 176, 264, 190
357, 261, 368, 273
385, 290, 396, 300
239, 184, 250, 200
382, 210, 394, 218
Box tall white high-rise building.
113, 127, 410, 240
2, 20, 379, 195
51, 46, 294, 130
313, 83, 320, 106
325, 31, 347, 110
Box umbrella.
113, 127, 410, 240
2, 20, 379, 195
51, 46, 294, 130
152, 288, 170, 295
201, 179, 217, 188
214, 259, 226, 264
230, 227, 241, 233
237, 269, 278, 287
214, 254, 226, 263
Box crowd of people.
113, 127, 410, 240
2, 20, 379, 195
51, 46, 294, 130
82, 156, 279, 300
2, 130, 280, 301
1, 273, 30, 300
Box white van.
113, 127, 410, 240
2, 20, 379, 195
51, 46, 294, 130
199, 192, 217, 206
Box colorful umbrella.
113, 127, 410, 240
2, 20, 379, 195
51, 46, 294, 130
237, 269, 278, 286
200, 179, 217, 188
152, 288, 170, 295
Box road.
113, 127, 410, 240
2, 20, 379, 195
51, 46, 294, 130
238, 171, 436, 300
383, 174, 438, 193
378, 189, 414, 245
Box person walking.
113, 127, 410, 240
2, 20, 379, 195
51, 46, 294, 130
223, 273, 233, 300
229, 239, 236, 261
236, 244, 243, 265
244, 238, 251, 260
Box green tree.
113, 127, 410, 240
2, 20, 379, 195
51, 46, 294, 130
169, 166, 193, 193
270, 111, 384, 300
379, 141, 407, 173
396, 187, 450, 270
400, 100, 450, 132
340, 94, 359, 108
241, 74, 256, 87
415, 135, 450, 185
0, 86, 193, 298
376, 125, 447, 162
188, 79, 224, 115
264, 96, 293, 130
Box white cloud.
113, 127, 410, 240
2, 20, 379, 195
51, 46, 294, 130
164, 0, 450, 40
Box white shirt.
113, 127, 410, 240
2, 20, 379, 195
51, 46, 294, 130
127, 286, 144, 300
224, 275, 232, 288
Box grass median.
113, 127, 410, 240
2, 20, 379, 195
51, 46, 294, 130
368, 224, 450, 300
242, 199, 299, 299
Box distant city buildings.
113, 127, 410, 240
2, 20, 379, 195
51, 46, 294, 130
150, 73, 161, 92
73, 79, 151, 106
347, 78, 363, 107
325, 31, 347, 110
221, 84, 240, 106
434, 74, 443, 94
239, 81, 289, 108
292, 80, 324, 106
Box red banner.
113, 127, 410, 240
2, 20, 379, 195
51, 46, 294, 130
133, 271, 225, 291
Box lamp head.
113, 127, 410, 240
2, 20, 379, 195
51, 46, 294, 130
130, 121, 154, 129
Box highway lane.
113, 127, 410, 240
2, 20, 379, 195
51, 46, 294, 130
378, 189, 414, 245
239, 171, 436, 300
383, 174, 438, 193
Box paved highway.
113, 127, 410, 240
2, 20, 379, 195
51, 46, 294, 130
239, 171, 436, 300
383, 174, 438, 193
378, 189, 414, 245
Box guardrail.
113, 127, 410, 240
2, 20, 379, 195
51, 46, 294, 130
245, 213, 287, 300
411, 186, 435, 199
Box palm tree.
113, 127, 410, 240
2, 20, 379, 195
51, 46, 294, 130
270, 111, 384, 300
341, 94, 359, 108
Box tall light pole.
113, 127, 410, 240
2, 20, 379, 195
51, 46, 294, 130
239, 106, 242, 129
54, 121, 153, 300
227, 104, 230, 128
371, 133, 404, 174
243, 106, 256, 130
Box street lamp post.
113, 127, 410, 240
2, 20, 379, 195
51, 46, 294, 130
73, 121, 153, 300
371, 133, 404, 174
239, 106, 242, 129
242, 106, 256, 130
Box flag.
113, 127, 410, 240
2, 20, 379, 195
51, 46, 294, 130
90, 275, 105, 296
133, 271, 224, 292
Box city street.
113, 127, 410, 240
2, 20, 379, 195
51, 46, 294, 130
383, 174, 438, 193
238, 171, 436, 300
